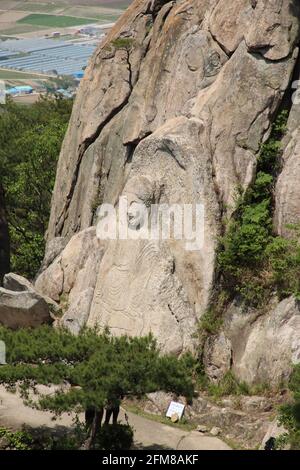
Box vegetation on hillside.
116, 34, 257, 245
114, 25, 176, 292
0, 96, 72, 279
217, 111, 300, 308
278, 365, 300, 449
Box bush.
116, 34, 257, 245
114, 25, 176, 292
217, 111, 300, 307
205, 372, 250, 398
0, 427, 33, 450
278, 364, 300, 449
199, 308, 223, 335
95, 424, 134, 450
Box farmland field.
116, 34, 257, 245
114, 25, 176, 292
17, 13, 96, 28
0, 24, 47, 35
0, 68, 50, 80
0, 2, 130, 39
16, 3, 63, 13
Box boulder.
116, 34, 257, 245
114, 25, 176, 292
4, 272, 34, 292
0, 287, 52, 329
196, 424, 208, 433
145, 391, 175, 414
4, 273, 60, 315
239, 396, 271, 413
210, 427, 222, 436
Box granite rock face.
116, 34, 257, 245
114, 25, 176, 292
203, 332, 232, 382
36, 0, 300, 365
204, 297, 300, 387
275, 55, 300, 238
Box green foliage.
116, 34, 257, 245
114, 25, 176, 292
0, 326, 195, 413
266, 226, 300, 300
146, 22, 153, 34
278, 364, 300, 449
218, 111, 300, 306
95, 424, 134, 450
0, 427, 33, 450
0, 326, 195, 448
199, 308, 223, 335
197, 290, 230, 348
203, 371, 250, 399
0, 96, 72, 279
31, 421, 134, 450
45, 75, 77, 93
112, 37, 135, 50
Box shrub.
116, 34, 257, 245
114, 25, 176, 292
112, 37, 134, 50
199, 308, 223, 335
0, 427, 33, 450
205, 372, 250, 398
95, 424, 134, 450
217, 111, 300, 307
278, 364, 300, 449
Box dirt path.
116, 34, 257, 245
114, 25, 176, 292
0, 386, 231, 450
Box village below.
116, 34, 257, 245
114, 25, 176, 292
0, 1, 125, 102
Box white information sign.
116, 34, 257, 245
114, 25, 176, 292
166, 401, 185, 420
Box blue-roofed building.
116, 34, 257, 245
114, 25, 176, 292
6, 86, 33, 96
73, 71, 84, 79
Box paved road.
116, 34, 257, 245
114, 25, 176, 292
0, 386, 231, 450
120, 410, 231, 450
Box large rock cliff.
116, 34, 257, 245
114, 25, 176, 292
35, 0, 300, 384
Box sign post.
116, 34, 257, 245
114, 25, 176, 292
166, 401, 185, 421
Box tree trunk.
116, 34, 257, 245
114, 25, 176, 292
0, 184, 10, 285
83, 407, 103, 450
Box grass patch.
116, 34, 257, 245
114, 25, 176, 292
17, 13, 96, 28
123, 403, 195, 432
112, 37, 135, 50
1, 24, 46, 35
222, 436, 246, 450
0, 68, 48, 80
195, 369, 274, 400
93, 14, 120, 22
207, 372, 250, 398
